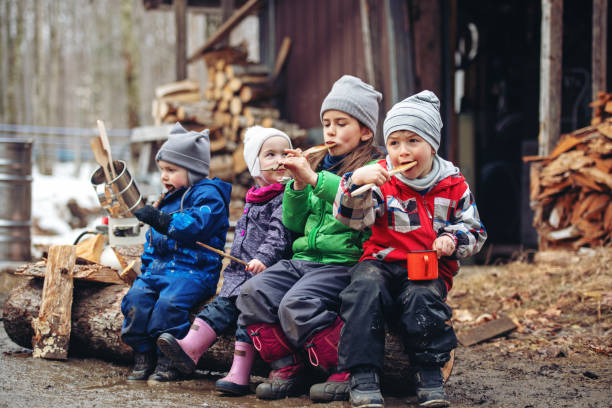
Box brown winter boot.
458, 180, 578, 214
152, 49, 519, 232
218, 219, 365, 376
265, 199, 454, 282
126, 350, 157, 381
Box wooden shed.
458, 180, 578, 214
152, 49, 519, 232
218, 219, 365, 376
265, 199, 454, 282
146, 0, 610, 256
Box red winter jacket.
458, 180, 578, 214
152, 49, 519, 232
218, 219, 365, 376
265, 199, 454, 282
334, 158, 487, 290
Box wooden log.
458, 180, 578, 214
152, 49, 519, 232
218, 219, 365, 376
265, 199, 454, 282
75, 234, 105, 264
229, 96, 243, 116
456, 315, 517, 347
3, 274, 454, 387
214, 70, 227, 90
239, 83, 281, 103
200, 45, 248, 68
14, 260, 126, 286
243, 106, 280, 119
155, 79, 199, 99
31, 245, 76, 360
225, 63, 270, 78
176, 104, 214, 124
218, 98, 230, 113
159, 91, 201, 103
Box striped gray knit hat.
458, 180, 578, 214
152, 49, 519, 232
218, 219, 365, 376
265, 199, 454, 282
383, 90, 443, 152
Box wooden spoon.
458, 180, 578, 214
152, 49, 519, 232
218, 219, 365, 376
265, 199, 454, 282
90, 137, 112, 184
351, 161, 418, 196
97, 120, 116, 179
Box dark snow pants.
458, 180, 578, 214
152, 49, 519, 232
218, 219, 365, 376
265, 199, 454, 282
236, 259, 351, 348
337, 259, 457, 371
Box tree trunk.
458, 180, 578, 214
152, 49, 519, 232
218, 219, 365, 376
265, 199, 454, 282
3, 275, 453, 386
121, 0, 141, 128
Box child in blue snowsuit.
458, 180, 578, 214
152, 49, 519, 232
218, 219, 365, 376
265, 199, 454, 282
156, 126, 294, 395
121, 122, 231, 382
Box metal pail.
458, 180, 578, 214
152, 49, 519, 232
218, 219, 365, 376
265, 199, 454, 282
0, 138, 32, 261
91, 160, 144, 218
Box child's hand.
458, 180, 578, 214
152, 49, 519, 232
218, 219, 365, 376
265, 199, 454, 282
133, 205, 172, 234
280, 148, 318, 190
246, 259, 267, 274
433, 235, 456, 258
352, 163, 389, 187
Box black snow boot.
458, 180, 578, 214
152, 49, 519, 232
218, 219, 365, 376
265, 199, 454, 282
415, 366, 450, 407
127, 350, 157, 381
148, 355, 184, 382
349, 366, 384, 408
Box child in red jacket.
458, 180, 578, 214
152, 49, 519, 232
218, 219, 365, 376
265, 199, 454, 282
332, 91, 487, 407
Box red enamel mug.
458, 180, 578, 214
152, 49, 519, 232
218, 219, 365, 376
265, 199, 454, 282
406, 250, 438, 280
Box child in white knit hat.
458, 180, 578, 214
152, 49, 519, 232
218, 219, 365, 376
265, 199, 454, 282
334, 91, 487, 407
156, 126, 294, 395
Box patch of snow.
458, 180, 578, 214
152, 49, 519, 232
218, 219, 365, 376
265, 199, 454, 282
31, 162, 106, 254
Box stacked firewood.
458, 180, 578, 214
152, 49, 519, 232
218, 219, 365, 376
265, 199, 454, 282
151, 44, 306, 192
526, 92, 612, 250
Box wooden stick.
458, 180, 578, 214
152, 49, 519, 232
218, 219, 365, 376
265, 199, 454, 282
351, 161, 418, 196
97, 120, 117, 179
303, 142, 337, 156
260, 143, 338, 171
196, 241, 248, 266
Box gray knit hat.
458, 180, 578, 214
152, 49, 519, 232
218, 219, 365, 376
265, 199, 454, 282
383, 90, 443, 152
155, 122, 211, 185
320, 75, 382, 137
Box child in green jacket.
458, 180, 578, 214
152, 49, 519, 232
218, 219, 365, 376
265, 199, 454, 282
236, 75, 382, 401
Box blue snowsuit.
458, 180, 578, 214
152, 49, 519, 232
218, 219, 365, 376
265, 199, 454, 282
121, 178, 232, 353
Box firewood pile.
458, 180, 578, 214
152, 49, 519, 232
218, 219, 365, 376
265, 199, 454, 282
150, 43, 307, 197
526, 92, 612, 250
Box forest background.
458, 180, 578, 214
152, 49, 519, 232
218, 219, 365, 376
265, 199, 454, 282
0, 0, 228, 135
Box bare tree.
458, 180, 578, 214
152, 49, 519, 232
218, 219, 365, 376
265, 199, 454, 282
121, 0, 141, 128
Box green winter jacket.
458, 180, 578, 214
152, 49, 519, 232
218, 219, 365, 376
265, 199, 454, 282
282, 170, 369, 264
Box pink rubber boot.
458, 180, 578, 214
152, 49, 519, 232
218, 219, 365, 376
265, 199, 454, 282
157, 318, 217, 374
215, 341, 255, 395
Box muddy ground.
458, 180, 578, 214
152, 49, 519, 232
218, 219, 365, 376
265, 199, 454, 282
1, 253, 610, 408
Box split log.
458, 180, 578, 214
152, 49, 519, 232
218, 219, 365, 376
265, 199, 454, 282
155, 79, 200, 99
31, 245, 76, 360
225, 63, 270, 78
75, 234, 105, 264
3, 271, 454, 387
14, 260, 126, 285
239, 83, 281, 103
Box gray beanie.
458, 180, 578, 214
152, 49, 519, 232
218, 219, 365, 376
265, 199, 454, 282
320, 75, 382, 137
383, 90, 443, 152
155, 122, 211, 185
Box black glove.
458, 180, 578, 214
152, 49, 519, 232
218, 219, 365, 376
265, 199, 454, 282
133, 205, 172, 235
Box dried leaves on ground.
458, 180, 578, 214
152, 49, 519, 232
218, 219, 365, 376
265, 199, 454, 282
449, 248, 612, 358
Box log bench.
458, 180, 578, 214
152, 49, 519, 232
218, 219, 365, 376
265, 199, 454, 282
3, 271, 454, 390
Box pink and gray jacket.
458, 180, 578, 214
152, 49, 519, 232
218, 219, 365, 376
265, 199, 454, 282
218, 183, 293, 298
